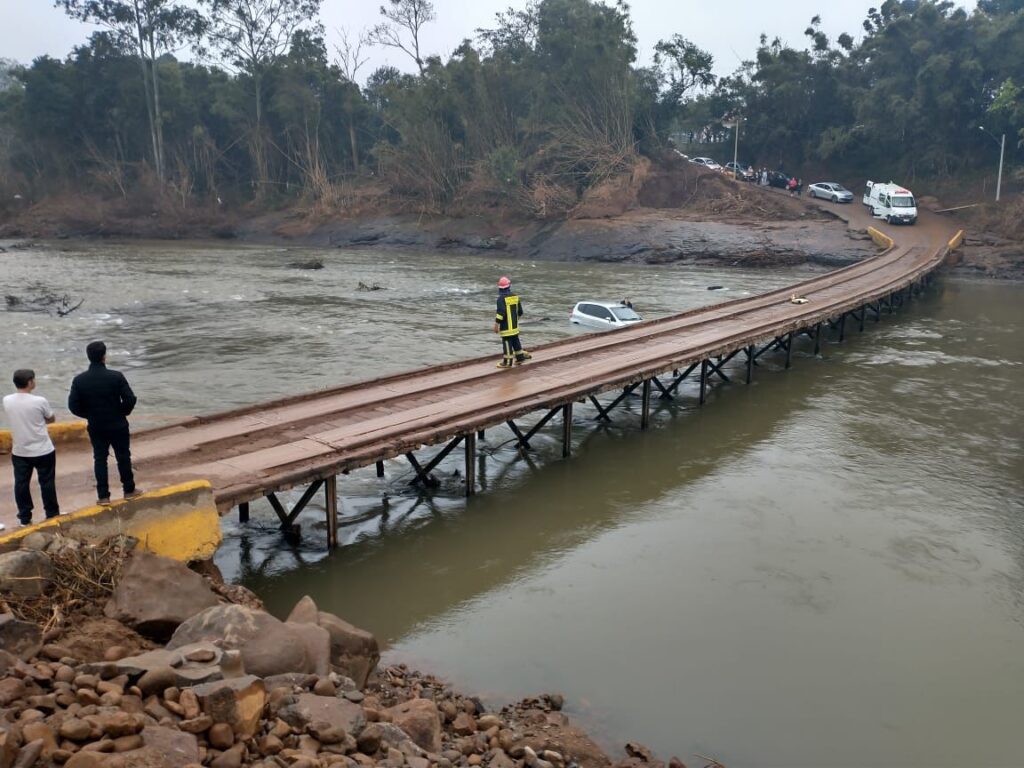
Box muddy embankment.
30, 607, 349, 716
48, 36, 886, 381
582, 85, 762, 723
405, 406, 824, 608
2, 160, 1020, 277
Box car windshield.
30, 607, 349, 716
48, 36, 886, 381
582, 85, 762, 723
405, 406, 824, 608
891, 196, 915, 207
834, 185, 850, 193
611, 306, 640, 321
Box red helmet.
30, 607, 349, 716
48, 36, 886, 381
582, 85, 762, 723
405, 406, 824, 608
497, 276, 511, 289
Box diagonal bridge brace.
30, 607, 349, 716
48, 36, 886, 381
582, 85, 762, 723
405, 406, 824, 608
589, 382, 641, 422
706, 349, 742, 383
267, 479, 324, 530
657, 362, 700, 399
406, 435, 464, 486
753, 335, 790, 361
506, 405, 563, 450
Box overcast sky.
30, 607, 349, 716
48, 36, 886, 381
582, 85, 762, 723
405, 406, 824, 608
1, 0, 974, 78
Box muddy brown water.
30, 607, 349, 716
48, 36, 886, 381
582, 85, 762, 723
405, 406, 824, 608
2, 239, 1022, 767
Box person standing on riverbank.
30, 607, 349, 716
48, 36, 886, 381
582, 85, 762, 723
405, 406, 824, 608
3, 369, 60, 527
68, 341, 140, 505
493, 276, 532, 368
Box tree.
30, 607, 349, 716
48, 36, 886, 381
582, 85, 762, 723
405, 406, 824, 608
654, 35, 715, 104
369, 0, 436, 75
334, 26, 371, 171
56, 0, 205, 182
199, 0, 323, 190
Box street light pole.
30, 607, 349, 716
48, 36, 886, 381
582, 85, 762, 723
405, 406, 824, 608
733, 120, 740, 179
723, 116, 743, 179
996, 132, 1005, 203
979, 126, 1006, 202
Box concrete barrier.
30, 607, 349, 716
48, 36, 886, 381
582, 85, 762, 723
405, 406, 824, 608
867, 226, 894, 250
0, 480, 222, 562
0, 421, 89, 455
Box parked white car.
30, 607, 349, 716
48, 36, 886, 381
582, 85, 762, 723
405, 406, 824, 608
570, 301, 643, 330
807, 182, 854, 203
689, 157, 722, 170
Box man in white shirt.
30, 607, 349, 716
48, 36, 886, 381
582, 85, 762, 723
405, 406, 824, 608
2, 369, 61, 526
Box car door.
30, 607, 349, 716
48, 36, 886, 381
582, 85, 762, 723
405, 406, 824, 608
576, 303, 603, 328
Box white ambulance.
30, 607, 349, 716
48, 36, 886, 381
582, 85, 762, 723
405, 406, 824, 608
862, 181, 918, 225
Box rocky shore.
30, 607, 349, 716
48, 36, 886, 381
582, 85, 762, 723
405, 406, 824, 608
0, 533, 699, 768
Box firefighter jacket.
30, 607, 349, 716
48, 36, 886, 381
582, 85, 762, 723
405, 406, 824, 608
495, 292, 523, 337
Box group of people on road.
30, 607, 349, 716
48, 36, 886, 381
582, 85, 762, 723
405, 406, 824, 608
3, 341, 139, 528
753, 168, 804, 195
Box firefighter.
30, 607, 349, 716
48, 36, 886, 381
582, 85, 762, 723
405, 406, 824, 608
493, 276, 532, 368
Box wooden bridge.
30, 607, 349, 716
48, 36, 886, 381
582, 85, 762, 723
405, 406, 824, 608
0, 203, 959, 543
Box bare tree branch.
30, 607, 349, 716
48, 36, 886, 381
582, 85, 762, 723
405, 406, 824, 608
367, 0, 435, 75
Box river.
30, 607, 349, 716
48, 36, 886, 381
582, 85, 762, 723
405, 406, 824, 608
2, 239, 1022, 767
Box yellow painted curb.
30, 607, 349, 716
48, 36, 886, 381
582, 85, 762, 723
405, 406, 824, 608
867, 226, 894, 250
947, 230, 964, 250
0, 421, 88, 455
0, 480, 222, 562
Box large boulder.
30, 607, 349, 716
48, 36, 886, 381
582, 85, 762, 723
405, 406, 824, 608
78, 642, 224, 689
278, 693, 365, 736
167, 604, 311, 678
286, 596, 379, 687
317, 612, 380, 689
104, 552, 220, 641
0, 550, 53, 597
0, 614, 42, 660
385, 698, 442, 754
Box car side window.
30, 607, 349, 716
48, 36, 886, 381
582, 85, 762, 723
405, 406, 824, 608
593, 306, 614, 321
580, 303, 601, 318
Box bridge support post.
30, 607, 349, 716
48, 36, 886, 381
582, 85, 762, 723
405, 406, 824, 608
814, 324, 822, 356
745, 345, 755, 384
562, 403, 573, 458
238, 502, 249, 523
784, 332, 793, 369
324, 476, 338, 549
699, 360, 708, 405
839, 313, 846, 342
858, 307, 866, 332
464, 432, 476, 497
641, 380, 652, 430
375, 461, 385, 478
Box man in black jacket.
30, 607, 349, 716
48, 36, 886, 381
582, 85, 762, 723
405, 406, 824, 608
68, 341, 139, 505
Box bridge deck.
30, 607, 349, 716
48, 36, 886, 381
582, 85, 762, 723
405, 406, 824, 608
0, 203, 955, 527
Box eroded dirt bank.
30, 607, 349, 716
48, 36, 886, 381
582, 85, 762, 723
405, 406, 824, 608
2, 160, 1020, 277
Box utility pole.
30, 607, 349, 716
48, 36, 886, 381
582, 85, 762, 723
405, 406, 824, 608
723, 116, 743, 179
979, 126, 1006, 202
733, 120, 740, 179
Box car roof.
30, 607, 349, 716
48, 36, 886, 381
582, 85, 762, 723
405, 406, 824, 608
575, 300, 633, 309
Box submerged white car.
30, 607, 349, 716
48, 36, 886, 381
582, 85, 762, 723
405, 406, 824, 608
570, 301, 643, 329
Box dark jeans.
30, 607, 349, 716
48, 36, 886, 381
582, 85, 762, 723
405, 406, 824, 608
12, 451, 60, 524
88, 425, 135, 500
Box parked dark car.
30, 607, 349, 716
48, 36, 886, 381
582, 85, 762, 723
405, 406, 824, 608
767, 171, 792, 189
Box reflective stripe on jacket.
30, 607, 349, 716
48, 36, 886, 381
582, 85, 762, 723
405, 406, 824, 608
496, 294, 523, 337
